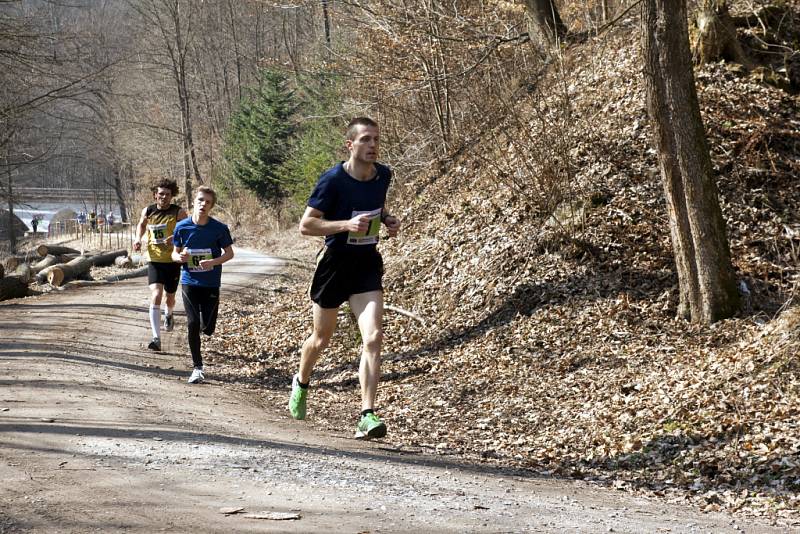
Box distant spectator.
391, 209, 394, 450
78, 211, 87, 225
107, 211, 115, 227
89, 210, 97, 231
31, 215, 39, 234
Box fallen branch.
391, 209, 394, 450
385, 304, 427, 327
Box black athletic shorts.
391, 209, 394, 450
147, 262, 181, 294
309, 246, 383, 309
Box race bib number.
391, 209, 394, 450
186, 248, 213, 272
347, 208, 382, 245
147, 223, 169, 245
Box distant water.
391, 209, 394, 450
13, 201, 120, 232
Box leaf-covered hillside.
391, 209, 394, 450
206, 6, 800, 523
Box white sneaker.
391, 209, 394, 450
188, 368, 204, 384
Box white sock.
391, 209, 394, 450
149, 304, 161, 339
164, 304, 174, 317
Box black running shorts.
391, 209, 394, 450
147, 261, 181, 294
309, 247, 383, 309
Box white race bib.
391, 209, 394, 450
186, 248, 213, 272
347, 208, 382, 245
147, 223, 169, 245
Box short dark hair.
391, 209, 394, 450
151, 178, 179, 196
196, 186, 217, 206
346, 117, 378, 140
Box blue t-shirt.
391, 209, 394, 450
307, 162, 392, 249
172, 216, 233, 287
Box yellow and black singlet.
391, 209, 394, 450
145, 203, 181, 263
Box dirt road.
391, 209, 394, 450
0, 249, 785, 533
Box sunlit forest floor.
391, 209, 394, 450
203, 27, 800, 523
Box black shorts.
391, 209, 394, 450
147, 262, 181, 294
309, 247, 383, 309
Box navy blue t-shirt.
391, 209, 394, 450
307, 162, 392, 249
173, 216, 233, 287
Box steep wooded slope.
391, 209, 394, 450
208, 17, 800, 521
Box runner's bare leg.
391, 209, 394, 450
349, 290, 384, 411
298, 304, 338, 383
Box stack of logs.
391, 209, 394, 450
0, 245, 143, 302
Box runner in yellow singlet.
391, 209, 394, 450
133, 179, 188, 351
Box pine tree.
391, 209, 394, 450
223, 70, 295, 204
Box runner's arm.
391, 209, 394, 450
381, 210, 400, 238
133, 207, 149, 252
171, 245, 188, 264
299, 206, 369, 236
164, 208, 188, 247
198, 245, 233, 271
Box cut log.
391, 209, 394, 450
105, 266, 148, 282
114, 256, 133, 268
36, 244, 80, 257
3, 257, 18, 271
56, 253, 81, 263
31, 255, 58, 274
0, 274, 30, 301
36, 255, 92, 286
89, 249, 128, 267
129, 253, 146, 266
13, 264, 32, 284
47, 255, 93, 287
3, 255, 32, 272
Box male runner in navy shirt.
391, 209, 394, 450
288, 117, 401, 439
172, 186, 234, 384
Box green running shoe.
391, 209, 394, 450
355, 412, 387, 440
288, 374, 308, 420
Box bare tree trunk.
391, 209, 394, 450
642, 0, 740, 324
601, 1, 611, 22
145, 0, 203, 200
111, 165, 128, 225
691, 0, 751, 66
524, 0, 568, 52
321, 0, 332, 48
181, 119, 193, 209
173, 6, 203, 188
225, 0, 243, 102
5, 167, 16, 253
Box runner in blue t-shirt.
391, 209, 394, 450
171, 186, 234, 384
288, 117, 401, 440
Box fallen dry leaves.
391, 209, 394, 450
211, 15, 800, 526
